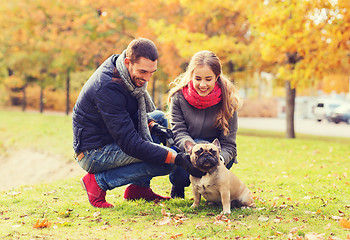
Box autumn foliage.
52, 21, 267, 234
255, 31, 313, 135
0, 0, 349, 112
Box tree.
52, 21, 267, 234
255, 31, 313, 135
249, 0, 350, 138
0, 0, 134, 113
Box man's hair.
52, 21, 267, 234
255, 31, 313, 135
125, 38, 159, 63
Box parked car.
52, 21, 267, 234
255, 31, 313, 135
329, 104, 350, 124
313, 98, 347, 122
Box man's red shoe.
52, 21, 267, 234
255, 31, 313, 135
80, 173, 114, 208
124, 184, 171, 201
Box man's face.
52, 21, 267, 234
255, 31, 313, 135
124, 57, 157, 88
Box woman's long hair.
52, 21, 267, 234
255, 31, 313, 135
168, 50, 240, 136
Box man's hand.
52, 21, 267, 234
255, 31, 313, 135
174, 153, 206, 178
150, 123, 173, 146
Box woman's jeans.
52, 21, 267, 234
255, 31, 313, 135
169, 139, 236, 189
75, 110, 176, 191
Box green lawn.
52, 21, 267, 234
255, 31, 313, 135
0, 110, 349, 239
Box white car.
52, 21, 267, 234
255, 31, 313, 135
329, 105, 350, 124
313, 98, 347, 122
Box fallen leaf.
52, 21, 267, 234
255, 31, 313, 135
93, 212, 101, 218
158, 216, 171, 226
171, 233, 183, 239
258, 216, 269, 222
97, 225, 111, 231
195, 223, 204, 229
340, 218, 350, 229
33, 219, 51, 229
7, 191, 21, 196
161, 208, 170, 217
139, 211, 151, 216
275, 231, 283, 236
273, 218, 281, 223
213, 214, 230, 225
58, 210, 71, 218
305, 232, 325, 240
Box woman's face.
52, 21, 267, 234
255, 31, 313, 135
192, 65, 218, 97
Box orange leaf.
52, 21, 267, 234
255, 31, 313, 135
340, 218, 350, 229
171, 233, 183, 238
33, 219, 51, 229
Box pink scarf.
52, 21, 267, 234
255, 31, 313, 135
182, 80, 222, 109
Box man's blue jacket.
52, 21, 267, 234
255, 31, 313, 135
72, 54, 169, 164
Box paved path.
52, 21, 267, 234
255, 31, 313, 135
238, 117, 350, 138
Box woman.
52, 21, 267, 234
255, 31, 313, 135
168, 50, 241, 198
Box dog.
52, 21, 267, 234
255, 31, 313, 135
185, 139, 255, 214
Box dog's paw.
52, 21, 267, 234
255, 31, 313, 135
221, 210, 231, 215
205, 201, 220, 206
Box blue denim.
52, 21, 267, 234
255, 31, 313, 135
75, 110, 176, 191
169, 138, 236, 188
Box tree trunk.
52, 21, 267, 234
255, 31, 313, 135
285, 80, 296, 138
40, 86, 44, 113
66, 68, 70, 115
22, 84, 27, 112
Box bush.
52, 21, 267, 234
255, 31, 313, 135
6, 84, 79, 112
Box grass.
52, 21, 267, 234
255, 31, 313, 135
0, 109, 73, 159
1, 109, 350, 239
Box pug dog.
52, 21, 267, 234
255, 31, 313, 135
185, 139, 255, 214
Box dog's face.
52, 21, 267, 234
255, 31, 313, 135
185, 139, 221, 172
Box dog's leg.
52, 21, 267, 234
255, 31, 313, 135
239, 188, 256, 208
190, 185, 201, 208
220, 189, 231, 214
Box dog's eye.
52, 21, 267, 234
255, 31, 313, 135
209, 149, 217, 155
195, 148, 203, 155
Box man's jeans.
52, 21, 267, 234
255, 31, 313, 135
75, 110, 176, 191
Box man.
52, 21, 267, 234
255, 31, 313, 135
72, 38, 204, 208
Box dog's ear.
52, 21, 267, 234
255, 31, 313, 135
184, 140, 195, 154
212, 138, 221, 152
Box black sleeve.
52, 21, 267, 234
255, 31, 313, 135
95, 83, 169, 164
